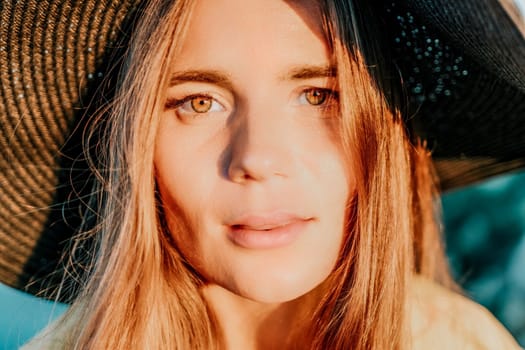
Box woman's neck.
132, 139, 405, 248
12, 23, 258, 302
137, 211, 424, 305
201, 285, 320, 350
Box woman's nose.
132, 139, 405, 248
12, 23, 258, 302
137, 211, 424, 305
226, 110, 295, 184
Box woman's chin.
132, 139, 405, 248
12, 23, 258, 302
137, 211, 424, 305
224, 272, 328, 304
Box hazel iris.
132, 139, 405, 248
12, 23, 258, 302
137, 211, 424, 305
191, 96, 213, 113
305, 89, 328, 105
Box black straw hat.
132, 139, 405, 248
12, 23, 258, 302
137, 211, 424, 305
380, 0, 525, 188
1, 0, 524, 301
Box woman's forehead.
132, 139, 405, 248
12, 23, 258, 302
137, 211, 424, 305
185, 0, 324, 37
173, 0, 330, 81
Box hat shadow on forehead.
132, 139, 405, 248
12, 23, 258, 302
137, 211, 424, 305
283, 0, 327, 42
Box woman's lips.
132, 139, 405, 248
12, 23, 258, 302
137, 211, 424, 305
226, 213, 312, 249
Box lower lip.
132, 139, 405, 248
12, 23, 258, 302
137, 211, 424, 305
227, 220, 310, 249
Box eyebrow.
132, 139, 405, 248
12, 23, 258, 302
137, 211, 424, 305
284, 64, 337, 81
168, 64, 337, 89
169, 70, 235, 91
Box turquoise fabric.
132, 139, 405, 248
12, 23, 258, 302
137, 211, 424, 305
0, 284, 66, 350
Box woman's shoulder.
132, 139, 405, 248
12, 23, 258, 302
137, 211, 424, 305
20, 332, 64, 350
409, 275, 522, 350
20, 322, 65, 350
19, 308, 78, 350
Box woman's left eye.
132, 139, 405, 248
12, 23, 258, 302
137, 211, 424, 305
298, 88, 338, 106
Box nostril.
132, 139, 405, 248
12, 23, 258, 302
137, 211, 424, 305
227, 156, 271, 183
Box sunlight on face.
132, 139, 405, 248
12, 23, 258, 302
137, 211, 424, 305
154, 0, 354, 303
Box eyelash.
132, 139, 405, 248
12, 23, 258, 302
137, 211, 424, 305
164, 94, 216, 110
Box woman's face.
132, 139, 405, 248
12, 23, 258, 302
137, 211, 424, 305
155, 0, 354, 303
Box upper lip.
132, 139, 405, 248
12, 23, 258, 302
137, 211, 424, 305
227, 212, 312, 230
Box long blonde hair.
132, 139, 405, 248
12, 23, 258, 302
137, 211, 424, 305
58, 0, 450, 349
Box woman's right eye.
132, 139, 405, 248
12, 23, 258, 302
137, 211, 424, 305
165, 95, 226, 116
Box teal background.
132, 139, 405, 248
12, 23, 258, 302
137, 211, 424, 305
443, 171, 525, 346
1, 172, 525, 349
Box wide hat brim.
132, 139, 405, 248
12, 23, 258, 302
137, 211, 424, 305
0, 0, 524, 301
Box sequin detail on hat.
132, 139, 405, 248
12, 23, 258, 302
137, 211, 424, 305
387, 2, 470, 105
